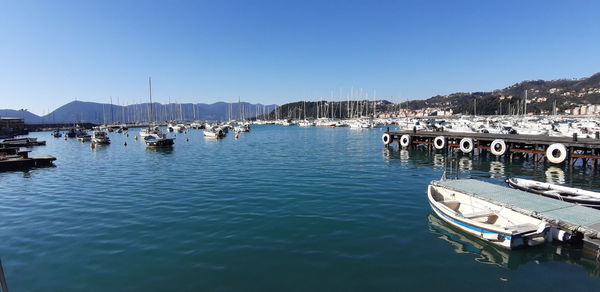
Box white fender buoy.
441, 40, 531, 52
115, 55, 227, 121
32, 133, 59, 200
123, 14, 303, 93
400, 135, 411, 147
459, 138, 474, 153
433, 136, 446, 150
490, 139, 507, 156
381, 133, 392, 145
546, 143, 567, 164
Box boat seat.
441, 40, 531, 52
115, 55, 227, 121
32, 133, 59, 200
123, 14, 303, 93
462, 210, 495, 219
507, 223, 538, 234
440, 200, 461, 211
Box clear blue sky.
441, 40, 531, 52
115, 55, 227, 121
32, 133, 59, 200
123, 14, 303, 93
1, 0, 599, 115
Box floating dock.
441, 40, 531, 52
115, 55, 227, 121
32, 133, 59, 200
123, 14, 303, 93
433, 179, 600, 257
0, 147, 56, 171
384, 130, 600, 167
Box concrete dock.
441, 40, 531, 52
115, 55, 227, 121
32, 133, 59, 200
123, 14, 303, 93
433, 179, 600, 257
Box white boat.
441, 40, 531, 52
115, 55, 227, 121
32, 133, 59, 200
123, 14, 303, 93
507, 177, 600, 209
76, 130, 92, 142
92, 131, 111, 145
140, 126, 174, 147
233, 124, 250, 133
298, 120, 315, 127
172, 124, 185, 133
427, 180, 550, 249
203, 127, 226, 138
140, 126, 161, 138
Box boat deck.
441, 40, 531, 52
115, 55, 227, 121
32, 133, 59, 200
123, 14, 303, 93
433, 179, 600, 251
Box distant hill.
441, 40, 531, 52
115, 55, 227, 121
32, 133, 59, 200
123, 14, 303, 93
3, 101, 277, 124
402, 72, 600, 115
0, 109, 43, 123
266, 72, 600, 118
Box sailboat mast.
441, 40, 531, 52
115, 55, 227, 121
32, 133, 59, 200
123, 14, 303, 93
148, 77, 153, 123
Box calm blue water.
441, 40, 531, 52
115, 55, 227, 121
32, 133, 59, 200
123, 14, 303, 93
2, 125, 600, 291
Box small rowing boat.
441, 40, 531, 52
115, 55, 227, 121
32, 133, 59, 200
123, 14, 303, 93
428, 180, 550, 249
506, 177, 600, 209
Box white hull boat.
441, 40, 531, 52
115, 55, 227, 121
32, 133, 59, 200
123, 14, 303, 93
204, 128, 225, 139
507, 177, 600, 209
92, 131, 111, 145
428, 181, 550, 249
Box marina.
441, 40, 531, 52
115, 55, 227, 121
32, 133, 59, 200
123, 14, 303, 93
2, 125, 600, 291
2, 1, 600, 290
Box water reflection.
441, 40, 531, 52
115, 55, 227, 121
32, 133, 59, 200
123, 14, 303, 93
433, 154, 445, 168
489, 161, 505, 179
382, 147, 410, 165
458, 157, 472, 172
145, 147, 174, 155
400, 149, 410, 162
545, 167, 566, 184
383, 148, 600, 190
428, 214, 600, 276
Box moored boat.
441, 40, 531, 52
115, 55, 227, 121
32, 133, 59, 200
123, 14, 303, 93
427, 180, 550, 249
92, 130, 111, 145
506, 177, 600, 209
203, 127, 226, 138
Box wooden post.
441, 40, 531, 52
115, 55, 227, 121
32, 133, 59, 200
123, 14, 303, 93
533, 144, 538, 167
569, 146, 574, 170
0, 258, 8, 292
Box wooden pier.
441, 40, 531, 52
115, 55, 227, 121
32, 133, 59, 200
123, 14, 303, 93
383, 130, 600, 167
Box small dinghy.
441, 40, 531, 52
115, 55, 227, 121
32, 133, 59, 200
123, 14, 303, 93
506, 177, 600, 209
428, 180, 550, 249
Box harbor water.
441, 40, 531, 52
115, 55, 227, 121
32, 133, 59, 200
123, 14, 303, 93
2, 125, 600, 291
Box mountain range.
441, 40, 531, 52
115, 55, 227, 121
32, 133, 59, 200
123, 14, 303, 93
3, 72, 600, 123
0, 101, 277, 124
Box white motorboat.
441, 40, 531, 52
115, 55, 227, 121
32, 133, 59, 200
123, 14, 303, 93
140, 126, 173, 147
203, 127, 226, 138
172, 124, 186, 133
233, 124, 250, 133
92, 131, 111, 145
76, 130, 92, 142
428, 180, 550, 249
298, 120, 315, 127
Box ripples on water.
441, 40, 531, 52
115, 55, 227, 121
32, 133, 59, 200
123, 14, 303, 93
1, 125, 600, 291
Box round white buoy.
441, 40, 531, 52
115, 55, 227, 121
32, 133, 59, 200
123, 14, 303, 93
381, 133, 392, 145
546, 143, 567, 164
490, 139, 507, 156
459, 138, 474, 153
433, 136, 446, 150
400, 135, 411, 147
